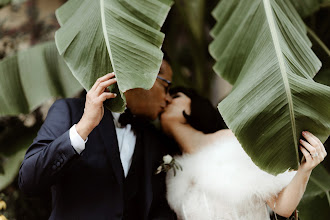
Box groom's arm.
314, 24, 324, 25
18, 99, 79, 195
19, 73, 118, 196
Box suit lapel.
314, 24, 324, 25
98, 112, 154, 215
97, 109, 124, 184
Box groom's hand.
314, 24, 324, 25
76, 73, 117, 140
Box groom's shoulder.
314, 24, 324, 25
48, 98, 85, 121
52, 98, 85, 109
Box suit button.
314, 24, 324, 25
60, 158, 64, 163
56, 162, 61, 167
52, 165, 56, 170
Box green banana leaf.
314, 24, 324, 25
298, 165, 330, 219
55, 0, 173, 112
0, 41, 82, 116
209, 0, 330, 174
290, 0, 330, 18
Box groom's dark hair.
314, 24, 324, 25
169, 87, 226, 134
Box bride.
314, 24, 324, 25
160, 88, 327, 220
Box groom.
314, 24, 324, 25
18, 60, 177, 219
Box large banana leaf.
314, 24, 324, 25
0, 41, 82, 116
291, 0, 330, 86
298, 165, 330, 219
55, 0, 173, 112
209, 0, 330, 174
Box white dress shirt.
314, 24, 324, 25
69, 112, 136, 177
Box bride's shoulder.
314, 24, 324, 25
216, 129, 235, 137
208, 129, 236, 143
196, 129, 241, 152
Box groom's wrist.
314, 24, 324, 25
76, 119, 94, 141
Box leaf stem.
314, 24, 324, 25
306, 26, 330, 57
263, 0, 299, 166
309, 176, 330, 197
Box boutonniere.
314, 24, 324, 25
155, 154, 183, 176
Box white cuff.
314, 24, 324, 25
69, 124, 87, 154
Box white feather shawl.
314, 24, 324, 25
166, 135, 296, 220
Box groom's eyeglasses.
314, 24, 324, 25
157, 75, 172, 94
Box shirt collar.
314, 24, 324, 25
111, 112, 122, 128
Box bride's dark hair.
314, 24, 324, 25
169, 87, 226, 134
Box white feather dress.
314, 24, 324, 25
166, 135, 296, 220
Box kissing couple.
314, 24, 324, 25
19, 59, 327, 219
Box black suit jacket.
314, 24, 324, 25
18, 98, 176, 220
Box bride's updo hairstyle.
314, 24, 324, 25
169, 87, 226, 134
